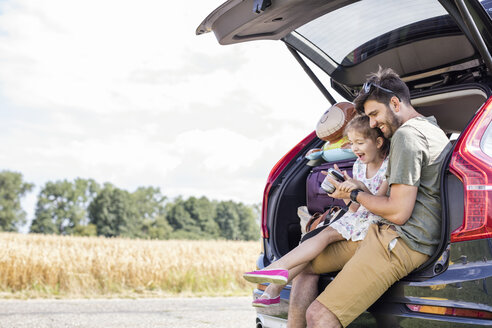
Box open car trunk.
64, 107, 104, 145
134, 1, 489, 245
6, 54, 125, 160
197, 0, 492, 278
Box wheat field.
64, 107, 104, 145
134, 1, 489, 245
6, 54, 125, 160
0, 232, 261, 299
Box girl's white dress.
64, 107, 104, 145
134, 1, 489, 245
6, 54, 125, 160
330, 157, 388, 241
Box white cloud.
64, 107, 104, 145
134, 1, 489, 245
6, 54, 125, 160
174, 128, 262, 172
0, 0, 336, 224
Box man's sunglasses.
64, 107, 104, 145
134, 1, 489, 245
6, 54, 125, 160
361, 82, 401, 101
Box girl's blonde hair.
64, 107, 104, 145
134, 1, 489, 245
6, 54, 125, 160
344, 115, 390, 156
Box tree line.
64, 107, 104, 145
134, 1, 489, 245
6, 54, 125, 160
0, 170, 260, 241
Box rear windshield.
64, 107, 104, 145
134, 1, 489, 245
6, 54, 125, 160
481, 0, 492, 19
295, 0, 452, 66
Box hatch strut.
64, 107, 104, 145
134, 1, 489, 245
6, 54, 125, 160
286, 44, 337, 105
455, 0, 492, 74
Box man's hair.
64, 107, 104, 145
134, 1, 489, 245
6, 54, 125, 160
354, 67, 411, 114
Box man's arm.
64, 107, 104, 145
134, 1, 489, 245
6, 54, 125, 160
356, 184, 417, 225
327, 177, 417, 225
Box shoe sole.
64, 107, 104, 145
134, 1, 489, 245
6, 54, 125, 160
252, 301, 280, 308
243, 273, 288, 285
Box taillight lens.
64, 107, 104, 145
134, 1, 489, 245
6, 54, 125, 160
406, 303, 492, 319
449, 96, 492, 242
261, 131, 317, 238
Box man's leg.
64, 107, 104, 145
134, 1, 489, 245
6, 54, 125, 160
288, 239, 360, 328
313, 224, 429, 327
306, 300, 341, 328
287, 264, 319, 328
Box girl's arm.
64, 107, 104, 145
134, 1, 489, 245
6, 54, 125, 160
331, 178, 388, 203
339, 194, 359, 211
333, 164, 360, 212
333, 197, 360, 212
375, 180, 389, 196
339, 180, 387, 212
349, 202, 359, 212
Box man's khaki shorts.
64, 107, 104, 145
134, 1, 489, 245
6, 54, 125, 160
311, 224, 429, 327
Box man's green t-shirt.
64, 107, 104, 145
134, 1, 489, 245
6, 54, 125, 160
381, 116, 452, 256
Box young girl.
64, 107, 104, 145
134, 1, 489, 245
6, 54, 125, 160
243, 115, 390, 307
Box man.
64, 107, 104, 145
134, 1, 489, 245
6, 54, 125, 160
287, 67, 452, 328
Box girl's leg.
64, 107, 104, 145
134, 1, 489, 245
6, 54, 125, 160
258, 262, 311, 299
258, 229, 344, 299
258, 282, 284, 300
266, 227, 344, 271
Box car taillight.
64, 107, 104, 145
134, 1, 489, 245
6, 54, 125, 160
449, 96, 492, 243
406, 304, 492, 319
261, 131, 317, 238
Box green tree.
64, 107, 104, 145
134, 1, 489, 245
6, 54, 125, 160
236, 203, 260, 241
183, 196, 220, 238
30, 178, 99, 235
133, 186, 172, 239
143, 215, 173, 239
215, 201, 241, 240
0, 171, 34, 232
165, 197, 204, 239
88, 183, 141, 238
72, 223, 97, 237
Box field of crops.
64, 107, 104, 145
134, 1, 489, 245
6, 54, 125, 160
0, 233, 260, 298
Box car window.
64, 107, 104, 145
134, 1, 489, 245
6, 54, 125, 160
481, 120, 492, 157
480, 0, 492, 20
295, 0, 450, 66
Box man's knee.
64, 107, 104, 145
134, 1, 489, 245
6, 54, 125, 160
305, 303, 318, 326
298, 262, 316, 276
288, 266, 319, 328
290, 268, 318, 303
306, 300, 341, 328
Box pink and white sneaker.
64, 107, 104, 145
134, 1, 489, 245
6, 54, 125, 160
243, 269, 288, 284
252, 293, 280, 308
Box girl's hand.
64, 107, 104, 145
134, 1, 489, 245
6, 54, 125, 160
334, 164, 350, 179
337, 180, 359, 193
323, 167, 370, 199
343, 178, 369, 192
323, 174, 351, 200
332, 164, 367, 193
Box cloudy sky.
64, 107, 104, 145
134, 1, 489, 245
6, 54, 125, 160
0, 0, 341, 226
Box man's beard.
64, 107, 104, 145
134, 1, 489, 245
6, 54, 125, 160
385, 107, 402, 138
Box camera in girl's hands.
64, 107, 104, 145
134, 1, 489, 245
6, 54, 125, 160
321, 168, 345, 194
328, 168, 345, 182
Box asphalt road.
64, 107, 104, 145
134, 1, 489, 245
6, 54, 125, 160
0, 297, 258, 328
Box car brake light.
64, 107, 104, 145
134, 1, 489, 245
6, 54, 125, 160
406, 304, 492, 319
261, 131, 317, 238
449, 96, 492, 243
